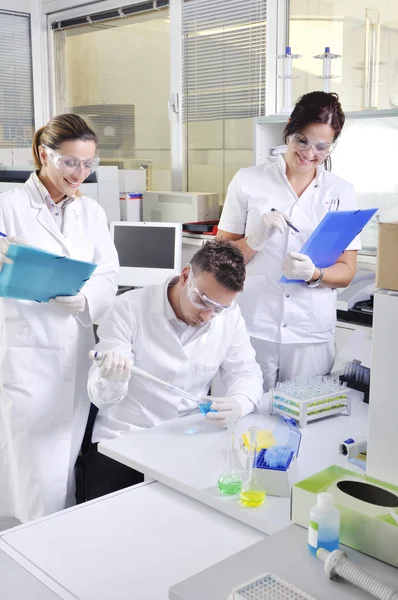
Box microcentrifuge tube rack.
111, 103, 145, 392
270, 380, 351, 428
229, 572, 317, 600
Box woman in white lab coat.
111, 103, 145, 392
217, 92, 361, 391
0, 114, 119, 522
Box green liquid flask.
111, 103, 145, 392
240, 426, 266, 507
217, 419, 242, 495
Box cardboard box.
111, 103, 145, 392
291, 465, 398, 567
376, 223, 398, 291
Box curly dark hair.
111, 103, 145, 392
191, 239, 245, 292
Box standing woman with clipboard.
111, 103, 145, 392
0, 114, 119, 523
217, 92, 360, 391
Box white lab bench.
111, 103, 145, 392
0, 482, 263, 600
1, 394, 395, 599
0, 540, 67, 599
98, 394, 369, 535
169, 524, 398, 600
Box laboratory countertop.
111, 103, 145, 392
0, 481, 264, 600
0, 540, 68, 599
99, 393, 369, 536
169, 524, 398, 600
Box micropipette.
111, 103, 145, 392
89, 351, 198, 404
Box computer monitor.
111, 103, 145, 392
110, 221, 182, 287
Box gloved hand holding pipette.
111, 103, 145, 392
90, 351, 199, 403
90, 350, 133, 382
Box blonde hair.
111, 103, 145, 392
32, 114, 98, 170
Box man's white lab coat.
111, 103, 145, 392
88, 278, 263, 443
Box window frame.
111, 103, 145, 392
46, 0, 288, 191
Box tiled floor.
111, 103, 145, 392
0, 517, 20, 532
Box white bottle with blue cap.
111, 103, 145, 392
308, 492, 340, 556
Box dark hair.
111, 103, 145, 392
32, 114, 98, 170
283, 91, 345, 170
191, 239, 245, 292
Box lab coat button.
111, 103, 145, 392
286, 294, 290, 298
180, 358, 187, 364
68, 335, 73, 341
282, 324, 287, 328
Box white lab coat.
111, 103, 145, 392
88, 278, 263, 443
0, 175, 119, 522
218, 155, 361, 344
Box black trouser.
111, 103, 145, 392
81, 443, 144, 501
75, 402, 144, 503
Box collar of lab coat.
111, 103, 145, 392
31, 171, 76, 208
24, 173, 81, 256
276, 153, 324, 187
163, 276, 180, 323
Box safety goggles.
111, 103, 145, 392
43, 145, 100, 175
291, 132, 335, 157
187, 265, 235, 315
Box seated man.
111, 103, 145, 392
85, 239, 263, 498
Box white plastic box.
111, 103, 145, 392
238, 418, 301, 498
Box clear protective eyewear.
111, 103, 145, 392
43, 145, 100, 175
187, 264, 235, 315
292, 132, 335, 157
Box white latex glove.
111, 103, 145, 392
49, 292, 87, 315
0, 236, 27, 272
246, 211, 290, 251
205, 396, 243, 426
95, 351, 133, 383
282, 251, 316, 282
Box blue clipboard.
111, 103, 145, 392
281, 208, 378, 283
0, 244, 97, 302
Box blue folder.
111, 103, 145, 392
0, 244, 97, 302
281, 208, 378, 283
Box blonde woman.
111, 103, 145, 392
0, 114, 119, 522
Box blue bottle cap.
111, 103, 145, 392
325, 46, 330, 53
286, 46, 291, 55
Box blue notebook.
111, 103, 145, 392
281, 208, 378, 283
0, 244, 97, 302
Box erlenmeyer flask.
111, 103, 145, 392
217, 418, 242, 495
240, 426, 266, 507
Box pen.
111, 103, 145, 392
0, 231, 6, 237
271, 208, 300, 233
328, 198, 340, 212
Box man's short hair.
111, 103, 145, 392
190, 239, 246, 292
